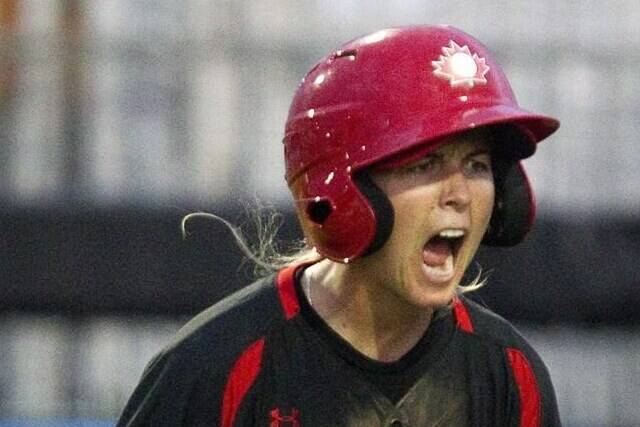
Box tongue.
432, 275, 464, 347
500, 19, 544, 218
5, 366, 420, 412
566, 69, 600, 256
423, 238, 452, 266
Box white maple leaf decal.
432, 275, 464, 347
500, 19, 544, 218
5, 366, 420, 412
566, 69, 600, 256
432, 41, 490, 88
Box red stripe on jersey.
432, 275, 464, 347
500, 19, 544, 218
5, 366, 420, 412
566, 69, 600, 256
221, 338, 265, 427
452, 297, 474, 333
276, 265, 301, 320
507, 348, 541, 427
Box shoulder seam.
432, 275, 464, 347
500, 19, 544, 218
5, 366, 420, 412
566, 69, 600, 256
506, 347, 542, 427
221, 337, 266, 427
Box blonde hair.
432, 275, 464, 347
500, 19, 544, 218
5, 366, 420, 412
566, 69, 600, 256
180, 206, 321, 277
180, 204, 487, 294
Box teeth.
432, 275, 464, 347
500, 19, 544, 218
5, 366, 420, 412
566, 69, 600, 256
438, 229, 465, 239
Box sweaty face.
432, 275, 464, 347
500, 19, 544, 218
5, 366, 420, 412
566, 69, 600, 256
363, 132, 495, 309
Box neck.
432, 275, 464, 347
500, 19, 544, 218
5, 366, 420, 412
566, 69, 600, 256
302, 259, 434, 362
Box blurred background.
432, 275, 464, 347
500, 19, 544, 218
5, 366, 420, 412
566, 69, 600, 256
0, 0, 639, 426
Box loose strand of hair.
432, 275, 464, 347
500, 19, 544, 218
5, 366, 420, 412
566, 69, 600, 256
181, 208, 321, 277
457, 262, 491, 294
181, 212, 277, 273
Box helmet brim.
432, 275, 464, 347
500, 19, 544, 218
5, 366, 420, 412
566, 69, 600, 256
457, 104, 560, 149
367, 104, 559, 172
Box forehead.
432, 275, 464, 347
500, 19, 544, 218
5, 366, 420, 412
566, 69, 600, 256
373, 128, 493, 172
434, 129, 493, 155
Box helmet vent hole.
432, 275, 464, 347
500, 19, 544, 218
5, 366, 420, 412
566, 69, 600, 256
307, 200, 333, 224
332, 48, 358, 60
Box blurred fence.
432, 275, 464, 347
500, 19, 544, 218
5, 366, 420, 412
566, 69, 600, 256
1, 0, 640, 216
1, 1, 640, 426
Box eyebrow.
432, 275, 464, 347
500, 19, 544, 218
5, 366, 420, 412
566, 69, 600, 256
404, 147, 491, 168
466, 148, 491, 158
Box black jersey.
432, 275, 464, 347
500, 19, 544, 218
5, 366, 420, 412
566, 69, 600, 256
118, 264, 561, 426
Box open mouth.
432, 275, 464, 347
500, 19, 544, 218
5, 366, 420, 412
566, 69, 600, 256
421, 229, 465, 284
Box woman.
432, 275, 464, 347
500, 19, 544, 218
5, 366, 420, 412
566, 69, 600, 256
118, 25, 561, 426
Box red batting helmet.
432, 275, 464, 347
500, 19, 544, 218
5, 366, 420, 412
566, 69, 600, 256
283, 25, 559, 262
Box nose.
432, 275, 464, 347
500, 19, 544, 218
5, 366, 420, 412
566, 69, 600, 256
439, 169, 471, 211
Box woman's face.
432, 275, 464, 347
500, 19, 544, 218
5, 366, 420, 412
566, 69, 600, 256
361, 132, 495, 309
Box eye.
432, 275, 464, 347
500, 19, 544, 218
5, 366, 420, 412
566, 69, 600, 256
402, 156, 439, 175
465, 156, 492, 176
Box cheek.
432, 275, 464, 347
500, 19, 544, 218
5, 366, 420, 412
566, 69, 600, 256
376, 198, 423, 264
474, 182, 495, 226
388, 190, 436, 237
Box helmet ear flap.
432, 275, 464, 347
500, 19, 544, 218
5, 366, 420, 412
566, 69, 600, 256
292, 171, 382, 262
353, 173, 395, 255
483, 161, 535, 246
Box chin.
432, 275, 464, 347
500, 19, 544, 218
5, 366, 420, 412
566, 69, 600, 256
410, 275, 460, 309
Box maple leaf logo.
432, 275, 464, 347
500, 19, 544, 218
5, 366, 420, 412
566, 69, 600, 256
432, 41, 490, 88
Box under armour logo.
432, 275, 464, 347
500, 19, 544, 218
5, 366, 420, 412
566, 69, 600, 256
270, 408, 301, 427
